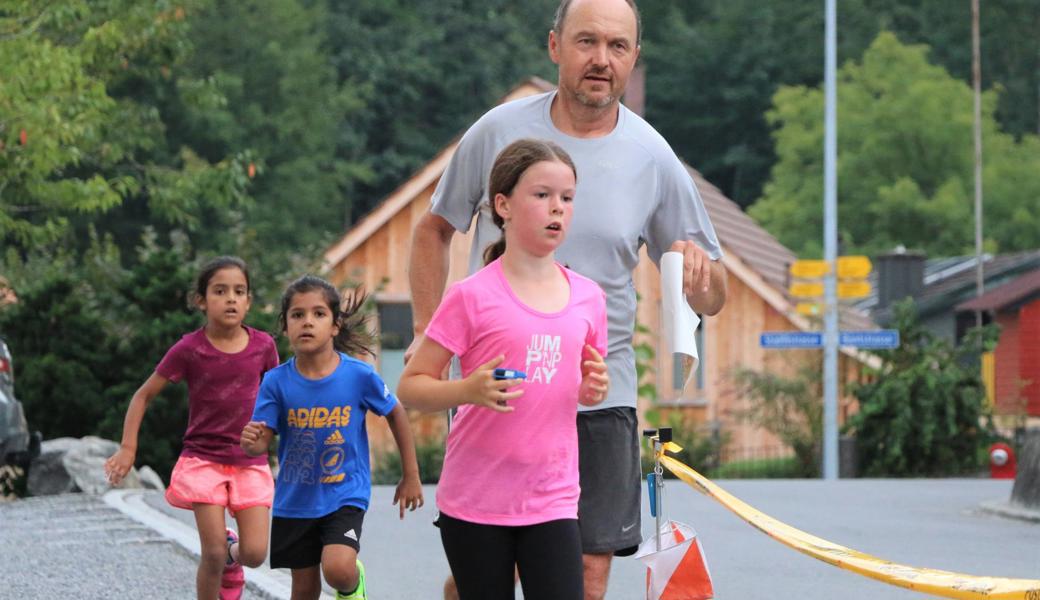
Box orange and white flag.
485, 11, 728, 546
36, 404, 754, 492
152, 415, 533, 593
634, 520, 714, 600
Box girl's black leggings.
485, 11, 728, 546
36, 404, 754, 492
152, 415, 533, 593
438, 512, 584, 599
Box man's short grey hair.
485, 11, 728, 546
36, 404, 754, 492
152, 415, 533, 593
553, 0, 642, 47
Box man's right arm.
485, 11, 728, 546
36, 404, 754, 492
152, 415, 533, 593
406, 210, 457, 362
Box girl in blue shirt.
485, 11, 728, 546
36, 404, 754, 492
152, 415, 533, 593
241, 275, 423, 600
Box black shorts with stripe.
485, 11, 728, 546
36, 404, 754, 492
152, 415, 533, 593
270, 504, 365, 569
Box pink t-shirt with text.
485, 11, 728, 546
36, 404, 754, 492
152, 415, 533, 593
425, 259, 607, 526
156, 326, 279, 466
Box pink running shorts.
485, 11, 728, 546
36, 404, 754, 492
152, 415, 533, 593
165, 456, 274, 515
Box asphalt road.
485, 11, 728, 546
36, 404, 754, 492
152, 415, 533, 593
2, 478, 1037, 599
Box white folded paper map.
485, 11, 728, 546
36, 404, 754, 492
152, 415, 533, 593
661, 251, 701, 391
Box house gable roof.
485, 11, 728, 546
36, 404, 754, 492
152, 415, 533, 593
918, 251, 1040, 315
857, 250, 1040, 320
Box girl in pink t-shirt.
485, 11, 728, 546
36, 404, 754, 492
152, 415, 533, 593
104, 256, 278, 600
399, 139, 610, 599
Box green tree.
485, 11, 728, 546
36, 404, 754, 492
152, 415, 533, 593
862, 0, 1040, 140
639, 0, 1038, 209
0, 269, 113, 438
168, 0, 364, 279
0, 1, 253, 251
846, 300, 998, 477
750, 31, 1040, 257
641, 0, 878, 208
325, 0, 556, 211
0, 232, 126, 439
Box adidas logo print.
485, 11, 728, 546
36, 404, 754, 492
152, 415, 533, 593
345, 529, 358, 541
325, 430, 344, 445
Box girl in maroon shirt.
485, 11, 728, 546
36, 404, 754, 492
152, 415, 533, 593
105, 256, 278, 600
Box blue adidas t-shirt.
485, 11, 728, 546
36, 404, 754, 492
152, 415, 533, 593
252, 352, 397, 518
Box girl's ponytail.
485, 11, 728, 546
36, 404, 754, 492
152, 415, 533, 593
332, 286, 376, 358
482, 238, 508, 265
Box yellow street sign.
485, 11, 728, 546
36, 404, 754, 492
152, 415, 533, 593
837, 280, 872, 298
837, 255, 872, 279
789, 259, 830, 279
795, 302, 822, 316
789, 282, 824, 298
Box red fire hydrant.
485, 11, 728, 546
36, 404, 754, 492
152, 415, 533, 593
989, 442, 1016, 479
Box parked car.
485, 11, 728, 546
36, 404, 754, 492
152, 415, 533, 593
0, 337, 40, 469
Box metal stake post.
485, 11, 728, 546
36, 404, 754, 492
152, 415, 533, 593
643, 427, 672, 551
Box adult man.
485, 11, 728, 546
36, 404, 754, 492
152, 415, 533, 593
408, 0, 727, 597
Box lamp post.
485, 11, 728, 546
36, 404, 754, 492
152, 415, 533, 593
822, 0, 839, 480
971, 0, 984, 325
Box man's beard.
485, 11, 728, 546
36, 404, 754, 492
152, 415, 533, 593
574, 89, 616, 109
569, 68, 618, 108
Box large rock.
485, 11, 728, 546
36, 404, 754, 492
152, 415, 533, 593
1010, 429, 1040, 508
27, 437, 81, 495
65, 436, 140, 494
136, 465, 166, 491
27, 436, 158, 496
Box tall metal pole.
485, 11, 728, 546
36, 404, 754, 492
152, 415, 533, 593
822, 0, 839, 481
971, 0, 984, 326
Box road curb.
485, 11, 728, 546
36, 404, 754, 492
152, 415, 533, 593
103, 489, 311, 599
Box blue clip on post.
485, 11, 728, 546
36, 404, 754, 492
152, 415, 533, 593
647, 472, 658, 518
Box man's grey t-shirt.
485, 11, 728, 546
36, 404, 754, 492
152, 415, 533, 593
430, 91, 722, 411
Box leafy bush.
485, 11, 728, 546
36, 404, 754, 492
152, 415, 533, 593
731, 361, 822, 478
846, 300, 998, 477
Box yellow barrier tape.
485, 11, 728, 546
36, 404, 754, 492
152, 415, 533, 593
659, 454, 1040, 600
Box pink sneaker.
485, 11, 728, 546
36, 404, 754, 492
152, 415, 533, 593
220, 528, 245, 600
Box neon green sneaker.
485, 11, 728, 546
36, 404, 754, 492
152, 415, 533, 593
335, 559, 366, 600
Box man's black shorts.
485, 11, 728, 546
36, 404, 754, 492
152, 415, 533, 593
577, 407, 642, 556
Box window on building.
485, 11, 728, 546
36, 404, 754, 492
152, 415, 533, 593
955, 309, 992, 344
377, 302, 413, 394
